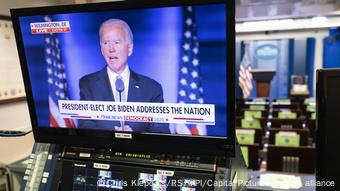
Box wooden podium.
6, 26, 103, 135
251, 69, 276, 98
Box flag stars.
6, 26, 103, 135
179, 90, 186, 96
191, 71, 198, 78
181, 67, 188, 74
183, 43, 190, 50
186, 18, 192, 26
189, 93, 196, 100
44, 16, 51, 22
180, 78, 187, 85
199, 88, 204, 93
193, 47, 199, 54
48, 78, 53, 84
182, 55, 189, 62
46, 58, 52, 64
59, 83, 64, 89
192, 59, 199, 66
185, 31, 191, 38
46, 48, 51, 54
178, 7, 205, 109
190, 82, 197, 89
45, 37, 50, 44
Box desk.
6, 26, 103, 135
0, 132, 33, 166
289, 91, 309, 104
247, 170, 315, 191
0, 133, 33, 191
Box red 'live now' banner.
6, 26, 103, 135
30, 21, 71, 34
31, 27, 70, 34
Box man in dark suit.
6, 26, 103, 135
79, 18, 169, 133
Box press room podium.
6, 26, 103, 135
251, 69, 276, 97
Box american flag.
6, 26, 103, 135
45, 16, 75, 128
238, 43, 253, 99
175, 6, 206, 136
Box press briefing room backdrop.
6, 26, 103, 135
1, 0, 340, 190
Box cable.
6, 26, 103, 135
0, 130, 33, 137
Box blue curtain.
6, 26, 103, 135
288, 39, 294, 95
306, 38, 316, 97
323, 28, 340, 68
249, 40, 290, 99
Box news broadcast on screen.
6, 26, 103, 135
18, 3, 227, 138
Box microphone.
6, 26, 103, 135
115, 76, 125, 127
115, 76, 124, 102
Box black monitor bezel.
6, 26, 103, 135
10, 0, 235, 156
316, 68, 340, 185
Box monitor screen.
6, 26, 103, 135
11, 0, 234, 155
62, 159, 214, 190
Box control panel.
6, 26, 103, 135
20, 143, 60, 191
62, 147, 218, 172
20, 144, 244, 191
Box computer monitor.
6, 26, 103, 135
11, 0, 234, 156
316, 69, 340, 187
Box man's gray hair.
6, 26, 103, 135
99, 18, 133, 43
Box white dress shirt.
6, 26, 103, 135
107, 66, 130, 102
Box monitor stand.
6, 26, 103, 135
17, 143, 248, 191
